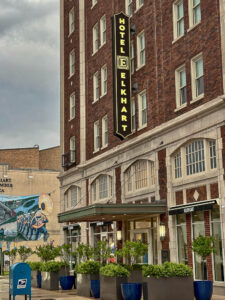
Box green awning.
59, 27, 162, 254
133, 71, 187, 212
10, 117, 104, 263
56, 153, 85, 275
58, 201, 166, 223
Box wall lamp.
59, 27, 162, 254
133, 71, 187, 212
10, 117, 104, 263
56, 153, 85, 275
117, 230, 122, 241
159, 223, 166, 241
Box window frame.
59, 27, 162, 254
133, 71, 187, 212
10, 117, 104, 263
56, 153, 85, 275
102, 115, 108, 148
93, 71, 99, 102
93, 23, 99, 54
136, 0, 144, 11
188, 0, 201, 29
138, 90, 147, 129
100, 15, 106, 47
69, 93, 75, 120
94, 120, 100, 152
175, 64, 187, 109
70, 136, 76, 163
126, 0, 133, 17
130, 41, 135, 74
137, 31, 145, 69
69, 7, 75, 35
131, 97, 136, 132
69, 50, 75, 77
191, 53, 204, 102
91, 175, 113, 203
92, 0, 98, 8
173, 0, 184, 41
101, 65, 107, 97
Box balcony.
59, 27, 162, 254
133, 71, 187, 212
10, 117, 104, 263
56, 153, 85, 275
62, 150, 76, 168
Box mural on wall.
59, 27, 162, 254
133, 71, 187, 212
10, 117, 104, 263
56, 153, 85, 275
0, 194, 53, 242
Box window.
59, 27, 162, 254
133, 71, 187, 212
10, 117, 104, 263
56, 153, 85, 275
100, 15, 106, 46
93, 23, 98, 53
69, 8, 75, 35
173, 139, 217, 179
69, 50, 75, 77
176, 214, 188, 264
70, 136, 76, 163
138, 90, 147, 128
191, 54, 204, 100
125, 160, 155, 194
136, 0, 144, 10
126, 0, 133, 16
137, 32, 145, 68
93, 72, 99, 102
102, 115, 108, 147
91, 175, 112, 202
92, 0, 97, 7
173, 1, 184, 40
211, 208, 224, 282
175, 65, 187, 108
130, 42, 134, 74
131, 98, 136, 131
94, 121, 100, 152
189, 0, 201, 27
70, 93, 75, 119
71, 186, 78, 207
101, 65, 107, 96
64, 186, 80, 210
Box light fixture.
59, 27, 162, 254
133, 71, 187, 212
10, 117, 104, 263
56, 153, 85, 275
159, 223, 166, 241
117, 230, 122, 241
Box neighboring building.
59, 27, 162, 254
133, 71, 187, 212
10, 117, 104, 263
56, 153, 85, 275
59, 0, 225, 295
0, 146, 61, 258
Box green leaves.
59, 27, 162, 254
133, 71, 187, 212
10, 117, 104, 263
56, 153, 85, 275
192, 236, 217, 260
27, 261, 43, 271
116, 241, 148, 264
142, 262, 193, 278
35, 244, 61, 263
75, 260, 101, 275
40, 261, 65, 273
100, 263, 130, 277
17, 246, 33, 262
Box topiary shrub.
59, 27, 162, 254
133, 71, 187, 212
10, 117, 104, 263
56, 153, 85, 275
40, 261, 63, 273
27, 261, 43, 272
143, 262, 193, 278
75, 260, 101, 275
100, 264, 130, 277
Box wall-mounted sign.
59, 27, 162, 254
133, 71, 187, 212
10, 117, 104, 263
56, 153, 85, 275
112, 12, 132, 139
0, 178, 13, 193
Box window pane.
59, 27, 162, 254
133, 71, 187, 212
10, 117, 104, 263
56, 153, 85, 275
193, 3, 201, 24
177, 214, 188, 264
135, 160, 148, 190
71, 187, 78, 207
186, 140, 205, 175
99, 175, 108, 199
131, 99, 136, 130
174, 151, 182, 178
196, 58, 203, 77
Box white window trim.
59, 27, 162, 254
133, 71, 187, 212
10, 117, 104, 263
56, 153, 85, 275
188, 0, 201, 31
101, 115, 108, 149
69, 93, 75, 120
91, 175, 112, 203
131, 97, 136, 132
190, 53, 204, 103
136, 31, 145, 70
93, 23, 98, 55
173, 0, 185, 42
138, 90, 147, 130
94, 120, 100, 152
130, 41, 135, 74
175, 64, 187, 110
69, 7, 75, 36
135, 0, 144, 12
69, 50, 75, 78
70, 136, 76, 163
101, 65, 107, 97
93, 71, 99, 103
100, 15, 106, 47
91, 0, 98, 9
125, 0, 133, 17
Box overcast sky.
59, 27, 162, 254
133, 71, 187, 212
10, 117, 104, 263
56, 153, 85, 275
0, 0, 60, 150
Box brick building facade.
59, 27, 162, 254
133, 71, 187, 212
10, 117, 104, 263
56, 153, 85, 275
59, 0, 225, 295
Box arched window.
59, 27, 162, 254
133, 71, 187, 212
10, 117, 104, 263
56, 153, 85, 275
173, 139, 217, 179
124, 160, 155, 193
64, 185, 81, 209
91, 175, 112, 202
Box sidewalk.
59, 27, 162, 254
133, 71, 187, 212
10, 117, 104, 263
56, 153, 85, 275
0, 276, 224, 300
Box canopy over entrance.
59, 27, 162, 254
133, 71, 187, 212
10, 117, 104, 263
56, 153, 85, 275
58, 201, 167, 223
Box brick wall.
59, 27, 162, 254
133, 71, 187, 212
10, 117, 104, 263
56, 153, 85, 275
39, 146, 60, 170
186, 186, 207, 203
175, 190, 183, 205
0, 148, 39, 169
115, 166, 121, 204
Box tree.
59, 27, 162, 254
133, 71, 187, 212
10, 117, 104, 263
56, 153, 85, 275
116, 240, 148, 265
192, 235, 217, 280
5, 248, 17, 265
17, 246, 33, 262
35, 244, 60, 263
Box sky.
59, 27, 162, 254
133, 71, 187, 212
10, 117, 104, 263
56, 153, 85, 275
0, 0, 60, 150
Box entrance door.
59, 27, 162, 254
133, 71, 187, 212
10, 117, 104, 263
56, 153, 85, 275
134, 231, 149, 263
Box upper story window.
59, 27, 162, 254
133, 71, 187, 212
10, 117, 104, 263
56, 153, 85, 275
131, 98, 136, 131
91, 174, 112, 202
69, 8, 75, 35
93, 71, 99, 102
70, 136, 76, 163
69, 50, 75, 77
137, 31, 145, 68
126, 0, 133, 17
189, 0, 201, 28
138, 90, 147, 128
94, 120, 100, 152
173, 0, 184, 40
173, 139, 217, 179
64, 185, 80, 210
70, 93, 75, 120
102, 115, 108, 148
130, 42, 134, 74
92, 0, 98, 8
191, 53, 204, 101
93, 23, 98, 54
101, 65, 107, 96
175, 65, 187, 108
125, 160, 155, 194
100, 15, 106, 46
136, 0, 144, 11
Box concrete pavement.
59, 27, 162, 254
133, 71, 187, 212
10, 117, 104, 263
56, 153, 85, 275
0, 276, 225, 300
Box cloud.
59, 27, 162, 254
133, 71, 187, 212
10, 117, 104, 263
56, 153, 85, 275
0, 0, 60, 150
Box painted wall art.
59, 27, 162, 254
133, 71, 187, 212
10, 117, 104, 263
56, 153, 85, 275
0, 194, 53, 242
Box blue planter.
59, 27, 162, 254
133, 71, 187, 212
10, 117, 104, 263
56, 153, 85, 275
121, 283, 142, 300
91, 279, 100, 298
194, 280, 213, 300
59, 275, 75, 290
37, 274, 42, 288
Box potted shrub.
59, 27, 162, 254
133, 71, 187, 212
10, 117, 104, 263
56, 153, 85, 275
27, 261, 42, 288
75, 260, 101, 298
100, 263, 129, 300
58, 244, 75, 290
40, 261, 62, 290
192, 236, 216, 300
142, 262, 194, 300
17, 246, 33, 262
5, 248, 17, 266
